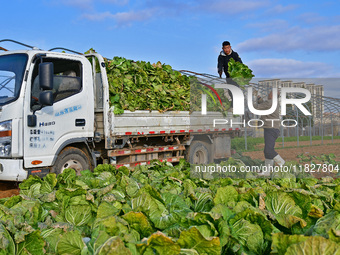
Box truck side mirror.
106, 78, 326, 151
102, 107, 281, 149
39, 62, 54, 90
39, 91, 54, 106
28, 91, 54, 127
28, 62, 54, 127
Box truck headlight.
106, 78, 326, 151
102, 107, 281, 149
0, 120, 12, 157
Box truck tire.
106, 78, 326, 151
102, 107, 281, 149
51, 147, 91, 176
187, 141, 213, 164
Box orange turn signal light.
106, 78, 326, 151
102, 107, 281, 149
31, 160, 43, 165
0, 130, 11, 137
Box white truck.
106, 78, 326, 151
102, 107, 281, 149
0, 39, 240, 181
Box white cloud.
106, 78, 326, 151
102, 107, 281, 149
237, 25, 340, 52
82, 8, 158, 26
297, 12, 325, 24
248, 58, 335, 78
58, 0, 128, 9
82, 11, 114, 21
245, 19, 289, 32
197, 0, 269, 14
60, 0, 93, 9
266, 4, 299, 14
100, 0, 129, 5
249, 59, 340, 97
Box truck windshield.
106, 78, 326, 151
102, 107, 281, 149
0, 54, 28, 106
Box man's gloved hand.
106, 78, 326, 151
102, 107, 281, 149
218, 71, 222, 78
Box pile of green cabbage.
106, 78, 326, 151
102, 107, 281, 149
106, 57, 191, 114
1, 157, 340, 254
105, 56, 253, 114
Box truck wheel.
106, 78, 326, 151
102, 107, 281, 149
51, 147, 91, 176
187, 141, 213, 164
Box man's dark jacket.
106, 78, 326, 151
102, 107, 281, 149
217, 50, 242, 78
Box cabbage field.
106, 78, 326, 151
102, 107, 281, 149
1, 158, 340, 254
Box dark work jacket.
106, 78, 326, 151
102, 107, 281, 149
217, 50, 242, 78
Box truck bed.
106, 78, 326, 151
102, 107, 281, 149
107, 110, 241, 136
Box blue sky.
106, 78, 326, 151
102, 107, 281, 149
2, 0, 340, 97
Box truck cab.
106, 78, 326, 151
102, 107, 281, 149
0, 43, 95, 181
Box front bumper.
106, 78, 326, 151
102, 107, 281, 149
0, 159, 28, 181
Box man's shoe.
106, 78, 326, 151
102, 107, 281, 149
258, 159, 274, 177
273, 154, 285, 166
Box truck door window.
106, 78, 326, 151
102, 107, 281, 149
0, 71, 16, 103
31, 58, 82, 109
0, 54, 28, 106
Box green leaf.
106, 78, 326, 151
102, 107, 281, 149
41, 228, 64, 254
227, 58, 254, 86
285, 236, 340, 255
57, 230, 86, 255
121, 175, 140, 197
177, 227, 220, 255
16, 230, 45, 255
19, 175, 42, 191
179, 249, 199, 255
213, 186, 238, 207
97, 201, 121, 218
131, 193, 169, 229
41, 173, 58, 194
97, 236, 132, 255
271, 232, 309, 254
122, 212, 154, 238
192, 192, 214, 212
4, 195, 22, 208
313, 210, 340, 238
265, 191, 306, 228
57, 168, 77, 188
0, 223, 15, 255
229, 218, 264, 253
65, 204, 92, 226
137, 232, 181, 255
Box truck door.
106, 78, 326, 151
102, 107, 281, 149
23, 56, 94, 169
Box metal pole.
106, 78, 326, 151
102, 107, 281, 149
244, 116, 248, 151
331, 114, 334, 144
309, 117, 312, 145
281, 124, 284, 148
297, 109, 299, 147
321, 111, 324, 145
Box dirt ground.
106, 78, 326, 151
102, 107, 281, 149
243, 141, 340, 162
0, 181, 19, 199
243, 141, 340, 179
253, 139, 340, 151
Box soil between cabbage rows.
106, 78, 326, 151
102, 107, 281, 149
243, 143, 340, 162
0, 142, 339, 199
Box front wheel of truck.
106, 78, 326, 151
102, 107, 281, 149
51, 147, 92, 176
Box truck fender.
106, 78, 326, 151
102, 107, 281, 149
186, 134, 213, 146
51, 138, 95, 167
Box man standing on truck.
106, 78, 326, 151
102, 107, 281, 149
217, 41, 243, 108
254, 90, 285, 177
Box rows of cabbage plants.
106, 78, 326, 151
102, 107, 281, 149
0, 158, 340, 254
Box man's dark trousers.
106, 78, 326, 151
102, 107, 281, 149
263, 128, 280, 159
